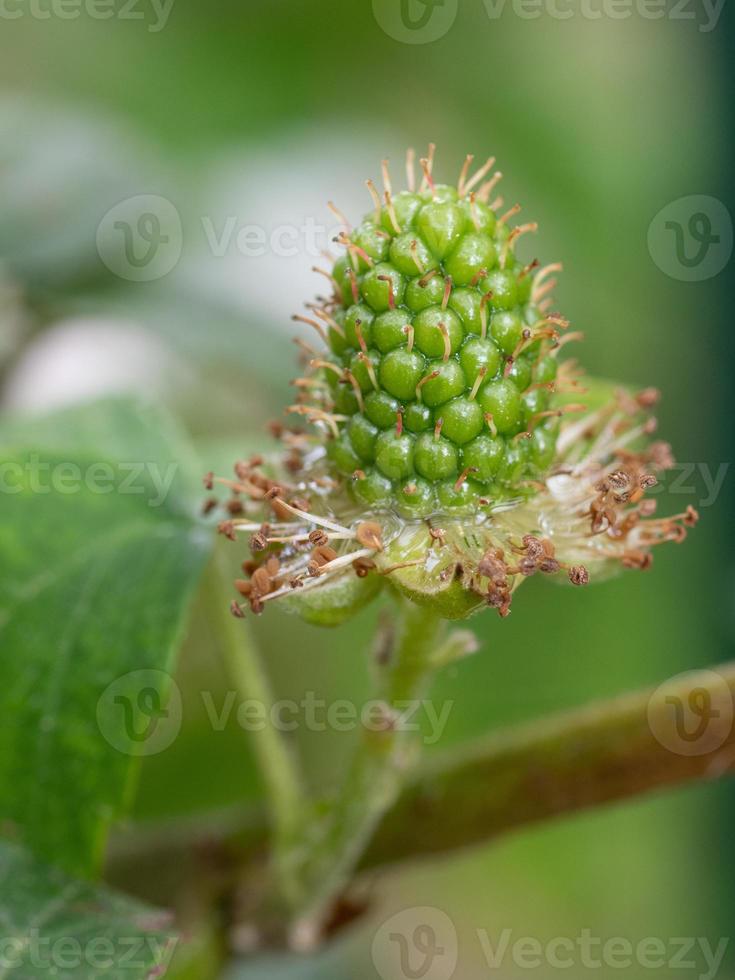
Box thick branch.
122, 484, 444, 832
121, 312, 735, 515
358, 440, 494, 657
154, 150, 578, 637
108, 663, 735, 907
363, 663, 735, 868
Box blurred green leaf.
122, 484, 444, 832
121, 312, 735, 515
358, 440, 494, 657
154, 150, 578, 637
0, 400, 211, 876
0, 839, 177, 978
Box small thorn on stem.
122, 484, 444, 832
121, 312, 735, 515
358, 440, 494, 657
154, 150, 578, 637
327, 200, 351, 229
457, 153, 474, 196
469, 367, 488, 401
419, 142, 436, 194
442, 276, 452, 311
365, 178, 382, 220
477, 171, 503, 204
480, 290, 494, 339
410, 239, 426, 273
377, 274, 396, 309
454, 466, 479, 491
416, 369, 440, 401
463, 155, 496, 196
406, 147, 416, 192
498, 203, 522, 226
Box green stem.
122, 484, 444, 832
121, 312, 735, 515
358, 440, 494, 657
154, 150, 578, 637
204, 548, 304, 845
286, 599, 444, 938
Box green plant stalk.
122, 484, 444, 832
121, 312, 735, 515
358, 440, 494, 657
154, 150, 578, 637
284, 598, 444, 939
204, 549, 304, 854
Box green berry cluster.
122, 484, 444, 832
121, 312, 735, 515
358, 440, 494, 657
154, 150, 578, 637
315, 165, 561, 519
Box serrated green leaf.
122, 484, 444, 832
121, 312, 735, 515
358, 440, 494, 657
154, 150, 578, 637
0, 400, 211, 876
0, 840, 178, 979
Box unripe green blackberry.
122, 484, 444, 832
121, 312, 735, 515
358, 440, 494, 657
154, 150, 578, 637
307, 152, 565, 518
212, 148, 695, 624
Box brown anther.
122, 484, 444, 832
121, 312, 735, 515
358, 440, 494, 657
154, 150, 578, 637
270, 497, 296, 521
265, 556, 281, 576
356, 521, 383, 550
218, 520, 236, 542
312, 544, 338, 567
639, 474, 658, 490
226, 499, 244, 515
249, 597, 265, 615
518, 557, 537, 576
251, 567, 272, 595
403, 483, 417, 495
203, 471, 214, 490
637, 387, 661, 408
234, 579, 252, 597
569, 565, 590, 586
521, 534, 545, 559
622, 550, 653, 570
230, 601, 245, 619
309, 528, 330, 547
352, 469, 366, 482
250, 532, 268, 552
353, 557, 376, 578
478, 553, 508, 585
201, 497, 218, 515
538, 557, 561, 574
684, 505, 700, 526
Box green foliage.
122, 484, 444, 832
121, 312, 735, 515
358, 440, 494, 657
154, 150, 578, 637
0, 840, 177, 978
0, 400, 211, 876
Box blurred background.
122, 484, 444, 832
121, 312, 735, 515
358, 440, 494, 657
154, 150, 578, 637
1, 0, 733, 976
